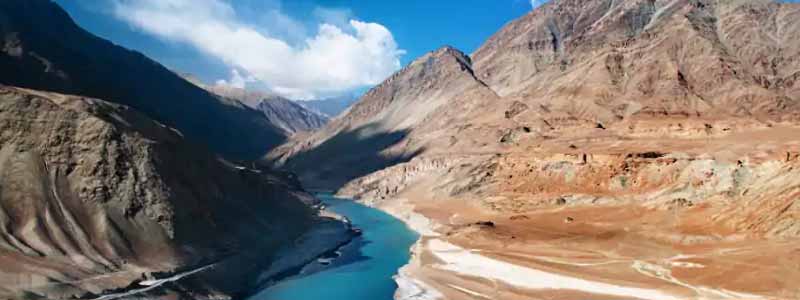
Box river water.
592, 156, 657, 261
248, 194, 419, 300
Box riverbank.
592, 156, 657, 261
250, 214, 357, 289
349, 189, 797, 300
247, 195, 419, 300
366, 195, 684, 300
368, 197, 445, 300
79, 205, 357, 300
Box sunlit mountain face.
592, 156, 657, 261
2, 1, 800, 300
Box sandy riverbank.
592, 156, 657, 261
352, 193, 797, 300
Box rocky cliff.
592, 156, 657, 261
0, 86, 316, 299
0, 0, 286, 159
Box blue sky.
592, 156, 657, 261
55, 0, 799, 99
54, 0, 536, 99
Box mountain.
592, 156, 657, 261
0, 0, 286, 160
0, 86, 316, 300
268, 46, 499, 189
272, 0, 800, 220
271, 1, 800, 298
205, 85, 329, 135
471, 0, 800, 118
301, 96, 359, 118
255, 97, 329, 135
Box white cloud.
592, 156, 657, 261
215, 69, 254, 89
112, 0, 404, 99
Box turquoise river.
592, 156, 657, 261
249, 194, 419, 300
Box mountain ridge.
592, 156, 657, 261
268, 45, 500, 189
0, 85, 317, 299
272, 1, 800, 298
0, 0, 286, 159
200, 84, 329, 135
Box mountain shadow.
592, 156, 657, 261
0, 0, 286, 159
274, 123, 423, 191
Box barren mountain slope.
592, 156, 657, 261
0, 86, 316, 300
268, 47, 501, 189
205, 85, 329, 135
273, 0, 800, 299
0, 0, 286, 159
255, 97, 329, 134
472, 0, 800, 121
278, 0, 800, 224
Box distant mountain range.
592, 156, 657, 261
204, 84, 330, 135
176, 77, 332, 135
301, 96, 359, 118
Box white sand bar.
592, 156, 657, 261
428, 239, 682, 300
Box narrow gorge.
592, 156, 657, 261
1, 0, 799, 299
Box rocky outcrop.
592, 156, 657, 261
0, 86, 316, 299
0, 0, 286, 159
338, 156, 464, 203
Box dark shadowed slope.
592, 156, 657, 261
267, 47, 498, 189
203, 85, 329, 135
255, 97, 329, 134
0, 86, 316, 300
0, 0, 286, 159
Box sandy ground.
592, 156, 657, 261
329, 123, 800, 300
379, 191, 800, 300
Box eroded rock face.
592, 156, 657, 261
0, 87, 315, 299
472, 0, 800, 120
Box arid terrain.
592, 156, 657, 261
271, 0, 800, 299
0, 0, 287, 159
0, 1, 353, 299
0, 86, 331, 300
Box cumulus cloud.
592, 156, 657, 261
112, 0, 404, 99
